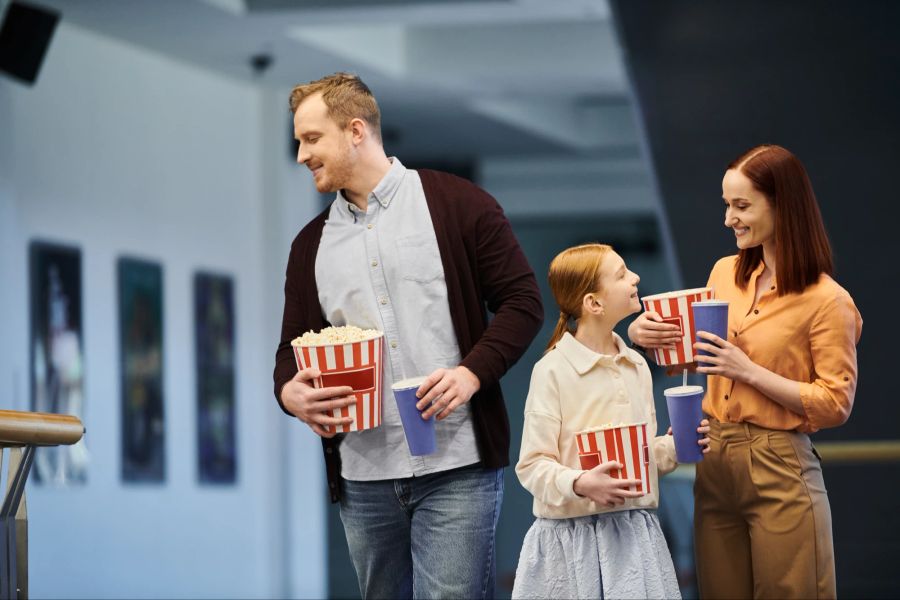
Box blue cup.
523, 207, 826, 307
664, 385, 705, 463
392, 376, 436, 456
692, 300, 729, 357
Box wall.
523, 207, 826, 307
0, 21, 324, 599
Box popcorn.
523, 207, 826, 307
575, 422, 651, 495
292, 325, 382, 347
291, 325, 385, 433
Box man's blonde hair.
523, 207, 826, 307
289, 72, 382, 143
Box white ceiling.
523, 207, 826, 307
30, 0, 641, 162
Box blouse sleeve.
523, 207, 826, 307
799, 291, 863, 430
515, 364, 583, 507
642, 361, 677, 475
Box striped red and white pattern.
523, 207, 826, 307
575, 423, 651, 495
292, 335, 384, 434
641, 287, 713, 366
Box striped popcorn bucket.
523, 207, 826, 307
640, 287, 713, 366
291, 334, 384, 434
575, 423, 651, 495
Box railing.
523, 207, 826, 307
0, 410, 84, 600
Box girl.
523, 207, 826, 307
629, 144, 862, 598
513, 243, 710, 599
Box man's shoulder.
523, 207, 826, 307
417, 169, 494, 207
291, 204, 332, 249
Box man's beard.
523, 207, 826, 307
317, 143, 354, 193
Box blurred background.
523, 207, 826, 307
0, 0, 896, 598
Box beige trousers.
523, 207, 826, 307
694, 419, 836, 599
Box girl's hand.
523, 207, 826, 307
693, 331, 757, 383
573, 461, 645, 508
697, 418, 712, 454
628, 311, 681, 350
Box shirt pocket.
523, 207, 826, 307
395, 234, 443, 283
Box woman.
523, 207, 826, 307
628, 144, 862, 598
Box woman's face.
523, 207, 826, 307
722, 169, 775, 250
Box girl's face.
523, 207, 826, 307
722, 169, 775, 250
594, 251, 641, 321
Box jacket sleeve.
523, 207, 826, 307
459, 190, 544, 387
272, 237, 305, 415
799, 290, 862, 430
641, 361, 677, 475
515, 364, 582, 507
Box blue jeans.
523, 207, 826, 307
339, 463, 504, 599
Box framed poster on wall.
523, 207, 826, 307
118, 257, 165, 483
29, 240, 88, 485
194, 271, 236, 484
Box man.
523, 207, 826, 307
273, 72, 543, 599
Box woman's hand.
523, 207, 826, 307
693, 331, 757, 383
627, 311, 681, 349
573, 461, 645, 508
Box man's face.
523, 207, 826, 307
293, 93, 354, 193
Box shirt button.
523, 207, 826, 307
753, 309, 759, 314
325, 447, 333, 454
843, 376, 849, 381
371, 260, 378, 267
367, 224, 374, 230
733, 331, 738, 337
390, 341, 398, 349
613, 372, 620, 378
380, 297, 388, 305
724, 394, 729, 400
329, 482, 336, 488
619, 390, 624, 397
770, 286, 776, 291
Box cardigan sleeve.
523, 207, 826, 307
273, 212, 330, 415
458, 189, 544, 387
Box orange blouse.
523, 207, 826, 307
703, 256, 862, 433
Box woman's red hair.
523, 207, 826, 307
728, 145, 833, 294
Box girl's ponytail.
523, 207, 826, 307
545, 311, 573, 353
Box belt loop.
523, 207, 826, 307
743, 422, 752, 439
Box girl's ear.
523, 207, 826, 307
582, 293, 604, 316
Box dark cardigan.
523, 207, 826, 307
273, 169, 543, 502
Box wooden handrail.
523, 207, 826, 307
814, 440, 900, 464
0, 410, 84, 447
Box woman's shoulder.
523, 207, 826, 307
804, 274, 860, 318
710, 254, 739, 276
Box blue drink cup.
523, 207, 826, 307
692, 300, 729, 357
392, 376, 436, 456
664, 385, 705, 463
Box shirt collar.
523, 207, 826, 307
334, 157, 406, 216
554, 331, 644, 375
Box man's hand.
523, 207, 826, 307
281, 368, 356, 438
416, 365, 481, 421
628, 310, 681, 349
573, 461, 645, 508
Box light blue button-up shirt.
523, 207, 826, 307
315, 158, 480, 480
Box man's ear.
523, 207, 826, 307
348, 118, 367, 145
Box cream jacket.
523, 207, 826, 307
516, 332, 677, 518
